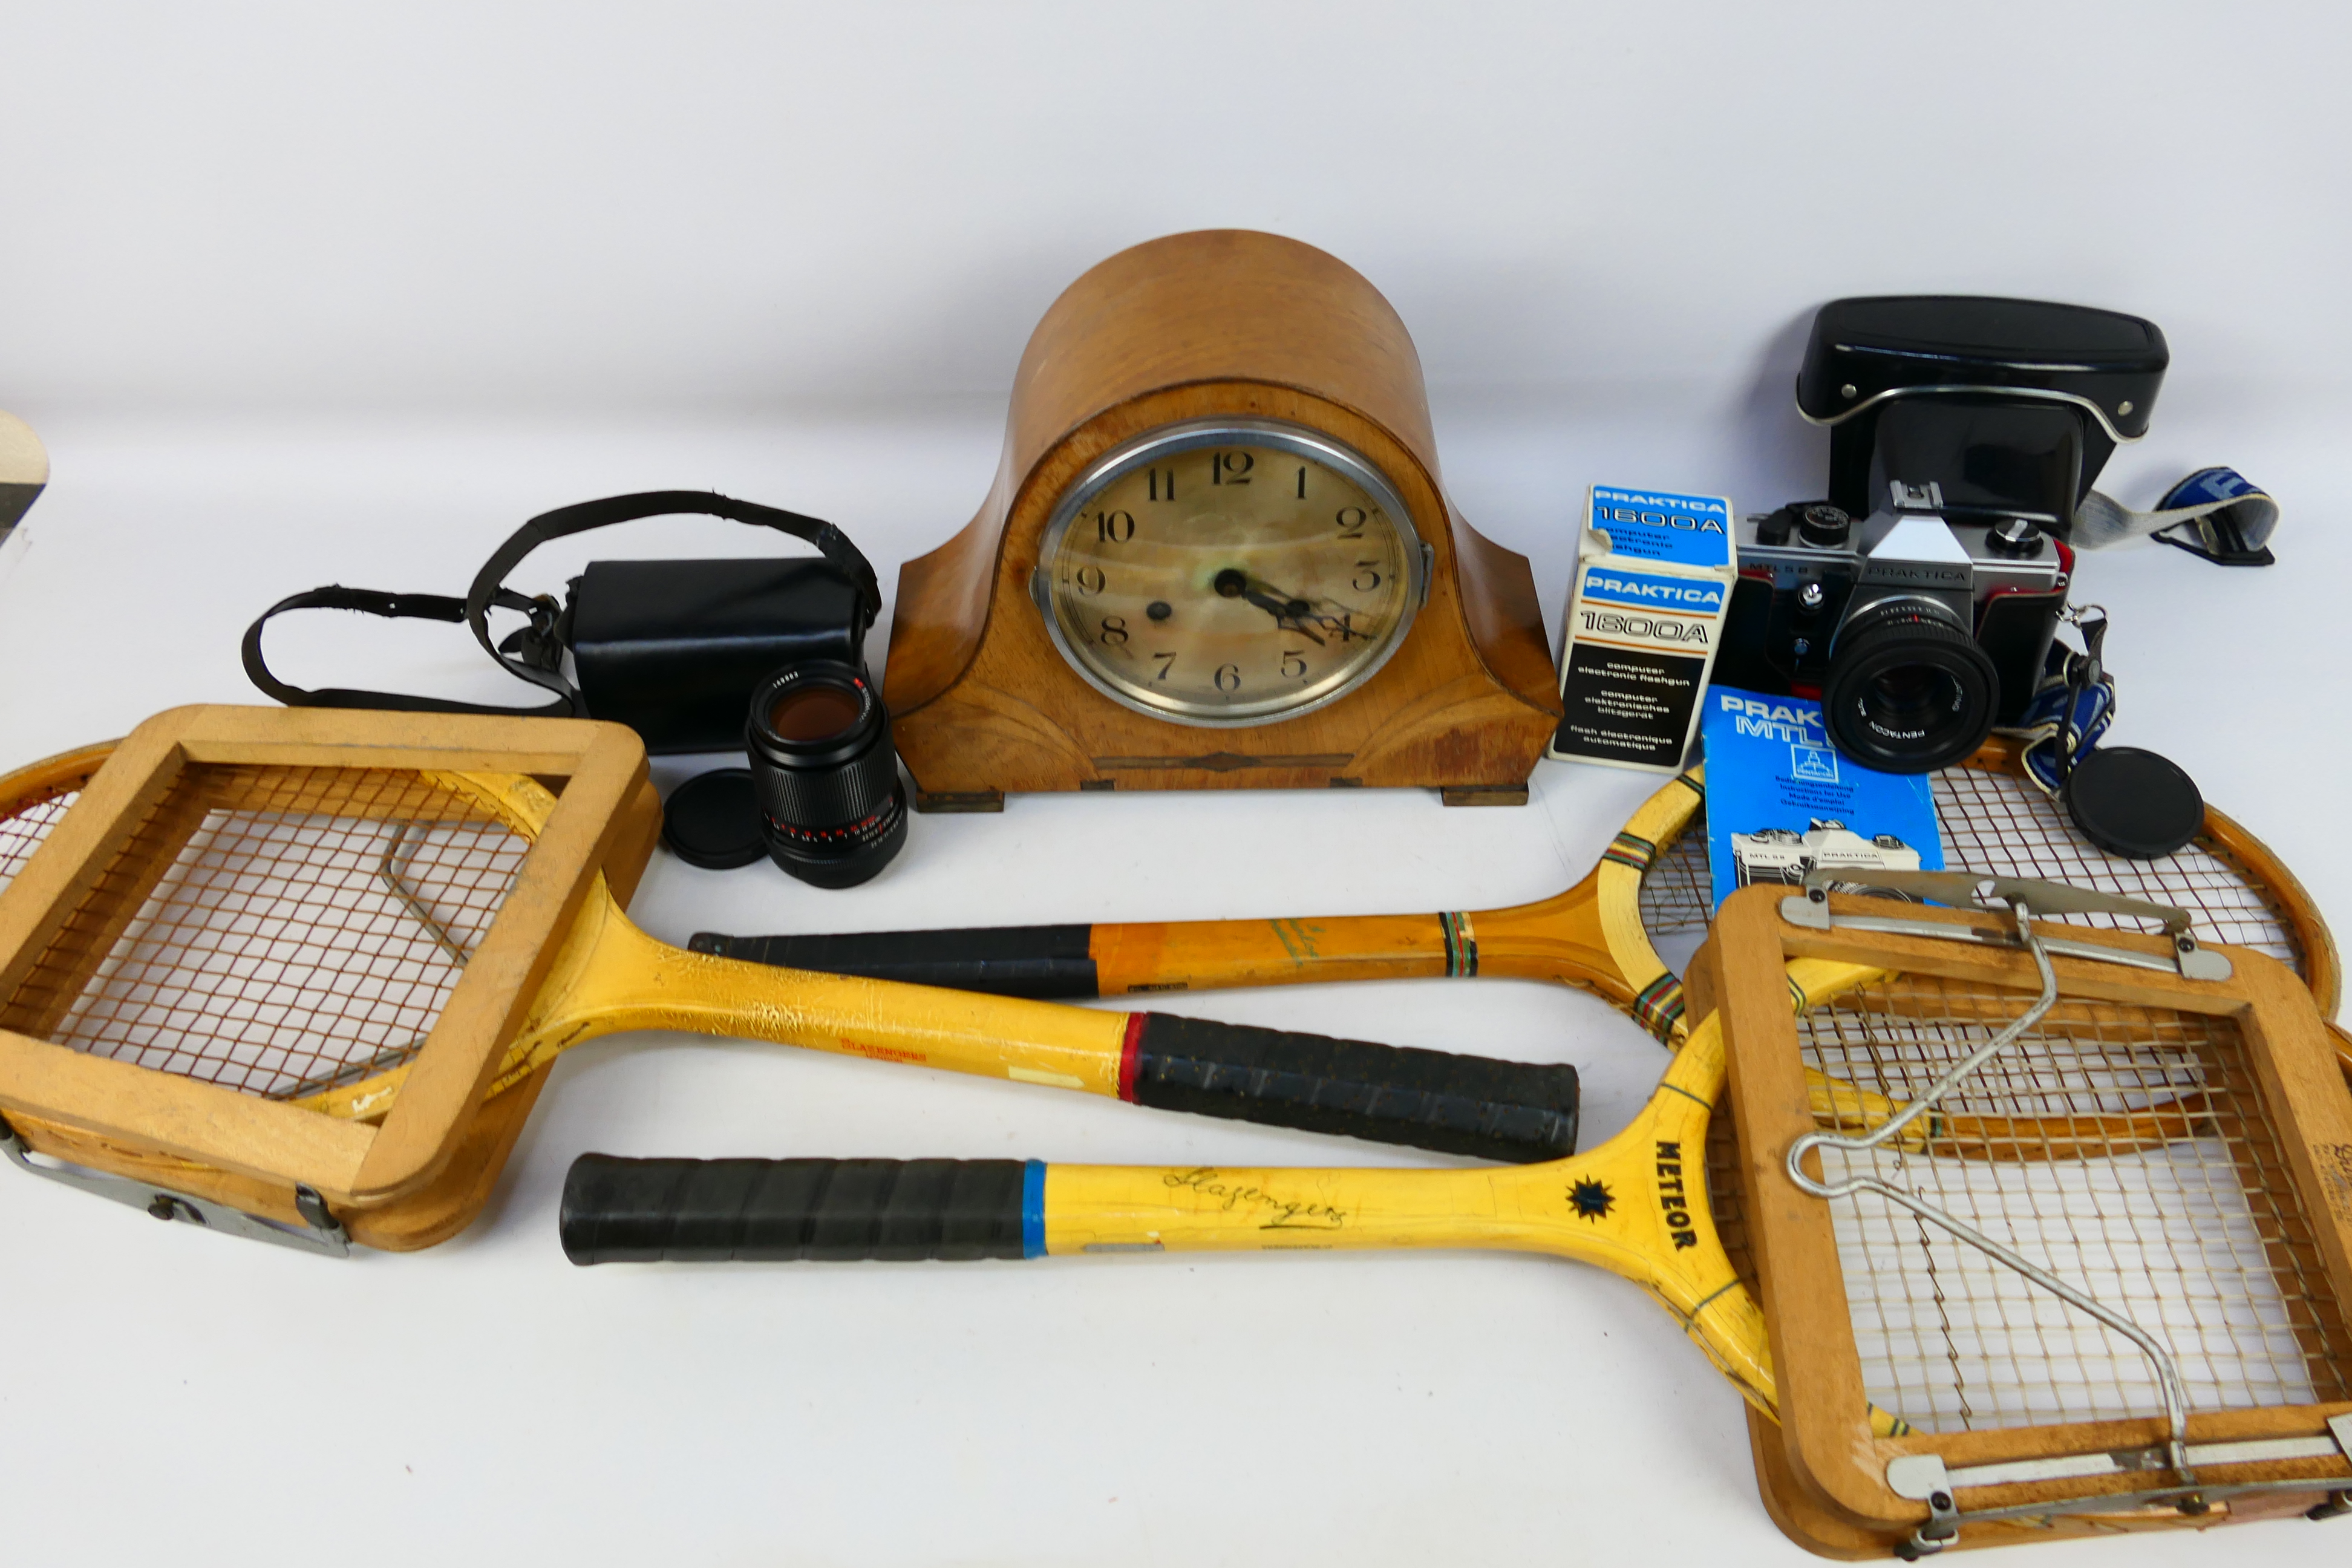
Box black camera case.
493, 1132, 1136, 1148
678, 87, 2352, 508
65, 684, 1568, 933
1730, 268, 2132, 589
567, 557, 867, 753
244, 491, 882, 754
1796, 295, 2168, 535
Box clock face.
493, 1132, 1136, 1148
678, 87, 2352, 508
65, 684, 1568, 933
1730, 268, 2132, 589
1035, 419, 1425, 726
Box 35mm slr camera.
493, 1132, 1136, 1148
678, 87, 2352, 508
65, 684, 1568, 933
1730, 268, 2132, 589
1714, 295, 2169, 773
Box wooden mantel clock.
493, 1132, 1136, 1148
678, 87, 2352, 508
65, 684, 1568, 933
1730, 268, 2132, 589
884, 230, 1563, 811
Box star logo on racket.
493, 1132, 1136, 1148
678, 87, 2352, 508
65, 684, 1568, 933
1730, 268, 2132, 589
1569, 1178, 1614, 1221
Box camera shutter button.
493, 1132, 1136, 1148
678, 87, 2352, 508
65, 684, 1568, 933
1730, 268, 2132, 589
1987, 517, 2047, 558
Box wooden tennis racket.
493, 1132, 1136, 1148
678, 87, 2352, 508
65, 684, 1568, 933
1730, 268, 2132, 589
0, 709, 1587, 1253
698, 736, 2352, 1088
563, 890, 2352, 1547
0, 736, 644, 1252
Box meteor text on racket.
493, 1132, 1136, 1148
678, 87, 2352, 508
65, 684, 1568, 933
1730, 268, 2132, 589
1656, 1142, 1697, 1249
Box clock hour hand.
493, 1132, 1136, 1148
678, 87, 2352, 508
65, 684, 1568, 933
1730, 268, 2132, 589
1253, 590, 1327, 645
1214, 569, 1327, 644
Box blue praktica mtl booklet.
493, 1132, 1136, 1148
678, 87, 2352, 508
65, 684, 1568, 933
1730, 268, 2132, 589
1699, 687, 1944, 910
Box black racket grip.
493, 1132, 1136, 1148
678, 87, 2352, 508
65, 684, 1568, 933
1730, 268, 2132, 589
563, 1156, 1030, 1265
1125, 1013, 1577, 1162
687, 937, 1577, 1161
688, 924, 1099, 999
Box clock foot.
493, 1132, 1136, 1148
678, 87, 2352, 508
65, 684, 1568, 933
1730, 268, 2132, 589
1440, 785, 1530, 808
914, 788, 1004, 814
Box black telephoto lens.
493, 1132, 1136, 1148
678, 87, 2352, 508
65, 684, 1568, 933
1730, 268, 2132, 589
744, 660, 907, 889
1820, 601, 1999, 774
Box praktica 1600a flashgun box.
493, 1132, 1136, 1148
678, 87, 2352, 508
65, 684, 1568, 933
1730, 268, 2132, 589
1546, 484, 1736, 773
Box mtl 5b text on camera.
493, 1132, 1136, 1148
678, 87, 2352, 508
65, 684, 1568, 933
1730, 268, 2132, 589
1546, 484, 1736, 773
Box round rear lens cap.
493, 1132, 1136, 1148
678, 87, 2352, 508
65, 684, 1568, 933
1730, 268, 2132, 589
662, 768, 768, 871
2063, 746, 2203, 861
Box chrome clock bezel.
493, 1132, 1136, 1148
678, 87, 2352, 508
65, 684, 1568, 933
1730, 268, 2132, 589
1031, 417, 1426, 728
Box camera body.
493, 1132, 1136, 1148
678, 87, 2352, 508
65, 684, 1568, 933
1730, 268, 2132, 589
1721, 482, 2069, 770
1714, 296, 2168, 772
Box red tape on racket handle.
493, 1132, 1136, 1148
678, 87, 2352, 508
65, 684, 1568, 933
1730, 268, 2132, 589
562, 1156, 1032, 1264
1116, 1013, 1578, 1162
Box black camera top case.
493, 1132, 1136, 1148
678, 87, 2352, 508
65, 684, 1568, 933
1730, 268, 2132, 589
1796, 295, 2168, 532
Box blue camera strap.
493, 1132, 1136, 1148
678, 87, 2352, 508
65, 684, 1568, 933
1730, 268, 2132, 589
2073, 466, 2278, 566
1998, 607, 2117, 794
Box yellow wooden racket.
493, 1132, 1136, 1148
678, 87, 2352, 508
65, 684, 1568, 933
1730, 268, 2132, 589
0, 709, 1584, 1253
698, 737, 2345, 1070
563, 952, 1909, 1436
564, 892, 2352, 1545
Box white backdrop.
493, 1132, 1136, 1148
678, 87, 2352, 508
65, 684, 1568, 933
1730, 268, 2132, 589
2, 5, 2350, 1565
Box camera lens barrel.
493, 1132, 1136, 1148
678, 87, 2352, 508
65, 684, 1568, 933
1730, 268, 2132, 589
745, 660, 907, 889
1821, 599, 1999, 774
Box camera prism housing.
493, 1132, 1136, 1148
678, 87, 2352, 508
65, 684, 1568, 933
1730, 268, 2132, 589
1716, 295, 2166, 773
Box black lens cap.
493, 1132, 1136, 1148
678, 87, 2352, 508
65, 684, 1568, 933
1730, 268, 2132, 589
661, 768, 768, 871
2063, 746, 2203, 861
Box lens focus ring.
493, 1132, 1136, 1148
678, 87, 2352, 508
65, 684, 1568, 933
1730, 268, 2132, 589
752, 742, 897, 833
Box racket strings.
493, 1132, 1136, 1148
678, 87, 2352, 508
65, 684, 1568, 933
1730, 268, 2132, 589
1636, 815, 1715, 981
0, 765, 531, 1101
1704, 1111, 1757, 1291
1929, 766, 2301, 965
1635, 764, 2311, 1030
0, 787, 81, 899
1802, 975, 2351, 1434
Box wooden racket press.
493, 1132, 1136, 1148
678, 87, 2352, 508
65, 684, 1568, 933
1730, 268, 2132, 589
1707, 878, 2352, 1556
